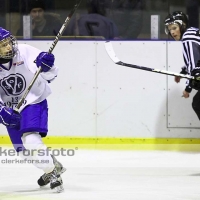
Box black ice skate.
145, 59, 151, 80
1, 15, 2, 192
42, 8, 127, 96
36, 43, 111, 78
49, 167, 64, 192
37, 155, 66, 187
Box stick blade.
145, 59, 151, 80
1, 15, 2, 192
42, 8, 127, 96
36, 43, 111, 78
104, 41, 120, 63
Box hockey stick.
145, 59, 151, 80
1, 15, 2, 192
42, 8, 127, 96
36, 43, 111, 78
15, 0, 82, 111
104, 41, 194, 80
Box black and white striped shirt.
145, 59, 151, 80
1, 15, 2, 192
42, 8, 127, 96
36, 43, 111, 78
181, 27, 200, 91
182, 27, 200, 74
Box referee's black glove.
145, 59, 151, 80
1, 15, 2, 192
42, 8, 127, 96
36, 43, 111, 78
190, 60, 200, 90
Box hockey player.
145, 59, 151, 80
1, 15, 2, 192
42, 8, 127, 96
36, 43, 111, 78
164, 11, 200, 120
0, 27, 65, 192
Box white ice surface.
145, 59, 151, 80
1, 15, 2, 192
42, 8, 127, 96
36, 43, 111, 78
0, 148, 200, 200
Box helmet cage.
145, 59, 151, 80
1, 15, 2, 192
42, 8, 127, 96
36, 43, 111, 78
0, 35, 18, 59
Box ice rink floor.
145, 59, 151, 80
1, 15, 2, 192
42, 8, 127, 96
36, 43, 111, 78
1, 148, 200, 200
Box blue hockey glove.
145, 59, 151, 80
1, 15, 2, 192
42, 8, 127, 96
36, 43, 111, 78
0, 105, 21, 128
36, 52, 55, 72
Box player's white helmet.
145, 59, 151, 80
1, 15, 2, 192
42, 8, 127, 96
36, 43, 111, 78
0, 27, 18, 61
164, 11, 189, 37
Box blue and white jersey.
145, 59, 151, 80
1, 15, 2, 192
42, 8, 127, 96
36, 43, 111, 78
0, 44, 58, 112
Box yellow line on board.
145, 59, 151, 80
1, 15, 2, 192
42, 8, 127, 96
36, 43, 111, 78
1, 136, 200, 151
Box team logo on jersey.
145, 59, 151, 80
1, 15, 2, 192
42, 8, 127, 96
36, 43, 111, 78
0, 73, 26, 96
13, 61, 24, 66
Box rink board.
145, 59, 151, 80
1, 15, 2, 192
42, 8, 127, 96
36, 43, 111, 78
0, 41, 199, 144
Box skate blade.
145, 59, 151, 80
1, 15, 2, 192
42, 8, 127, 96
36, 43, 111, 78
54, 185, 64, 193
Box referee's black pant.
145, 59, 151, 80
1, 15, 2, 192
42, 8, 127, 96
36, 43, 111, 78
192, 90, 200, 120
